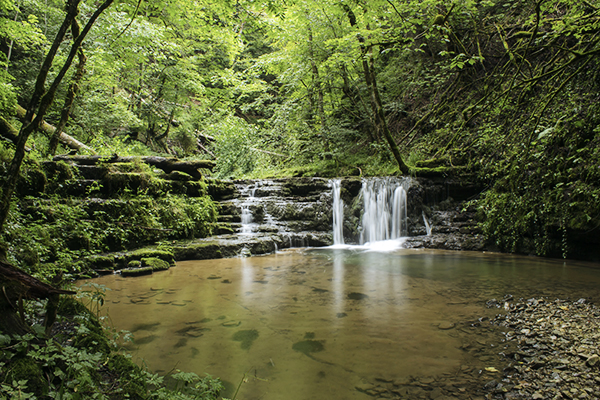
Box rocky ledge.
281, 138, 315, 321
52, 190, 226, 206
486, 297, 600, 400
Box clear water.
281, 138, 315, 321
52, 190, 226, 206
84, 249, 600, 399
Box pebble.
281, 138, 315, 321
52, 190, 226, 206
438, 321, 456, 330
487, 297, 600, 399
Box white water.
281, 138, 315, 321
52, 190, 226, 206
240, 205, 253, 234
331, 177, 410, 250
331, 179, 345, 245
360, 178, 409, 245
240, 182, 259, 235
423, 211, 432, 236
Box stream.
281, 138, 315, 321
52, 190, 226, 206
83, 247, 600, 400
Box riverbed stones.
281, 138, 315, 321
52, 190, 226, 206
485, 297, 600, 399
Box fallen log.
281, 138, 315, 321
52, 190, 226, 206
16, 104, 96, 154
1, 259, 75, 335
54, 154, 216, 180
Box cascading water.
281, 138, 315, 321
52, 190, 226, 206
359, 178, 409, 245
422, 211, 432, 236
240, 205, 253, 234
239, 182, 258, 235
331, 179, 344, 245
330, 177, 410, 246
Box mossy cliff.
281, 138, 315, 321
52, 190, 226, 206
0, 152, 221, 279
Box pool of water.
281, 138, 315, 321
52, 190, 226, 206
83, 248, 600, 399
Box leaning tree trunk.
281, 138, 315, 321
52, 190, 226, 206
366, 49, 410, 175
16, 105, 95, 154
342, 3, 410, 175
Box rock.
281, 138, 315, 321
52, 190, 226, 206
438, 321, 455, 330
586, 354, 599, 367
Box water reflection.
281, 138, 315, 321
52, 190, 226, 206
85, 249, 600, 400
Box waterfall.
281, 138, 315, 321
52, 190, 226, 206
239, 182, 258, 235
359, 178, 409, 244
422, 211, 432, 236
240, 205, 253, 234
331, 179, 345, 245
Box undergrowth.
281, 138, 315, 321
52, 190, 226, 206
0, 285, 223, 400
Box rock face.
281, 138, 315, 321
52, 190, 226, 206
78, 176, 487, 274
335, 176, 486, 251
203, 176, 487, 258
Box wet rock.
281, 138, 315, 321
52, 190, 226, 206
484, 297, 600, 400
586, 354, 599, 368
438, 321, 455, 330
347, 292, 369, 300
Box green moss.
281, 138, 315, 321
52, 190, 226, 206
171, 242, 223, 261
128, 260, 141, 268
121, 266, 154, 277
5, 357, 46, 396
57, 298, 104, 336
141, 257, 170, 271
106, 354, 147, 398
73, 331, 111, 355
410, 166, 461, 178
129, 248, 175, 265
87, 255, 115, 270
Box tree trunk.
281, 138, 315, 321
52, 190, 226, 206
342, 4, 410, 175
15, 105, 95, 154
366, 49, 410, 175
49, 18, 87, 156
0, 0, 114, 235
306, 19, 327, 134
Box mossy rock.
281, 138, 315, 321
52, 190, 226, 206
162, 170, 193, 181
121, 266, 153, 277
171, 242, 224, 261
16, 167, 48, 196
87, 255, 115, 270
214, 223, 234, 235
206, 179, 237, 200
128, 248, 175, 265
42, 160, 77, 182
57, 298, 104, 336
141, 257, 170, 271
283, 177, 330, 197
101, 172, 169, 196
127, 260, 141, 268
183, 180, 209, 197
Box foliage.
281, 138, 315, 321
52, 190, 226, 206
2, 190, 217, 278
0, 294, 223, 400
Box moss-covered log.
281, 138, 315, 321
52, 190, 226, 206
54, 154, 216, 180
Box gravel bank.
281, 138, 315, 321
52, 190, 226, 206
486, 297, 600, 400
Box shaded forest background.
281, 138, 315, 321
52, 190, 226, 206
0, 1, 599, 398
1, 0, 599, 263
